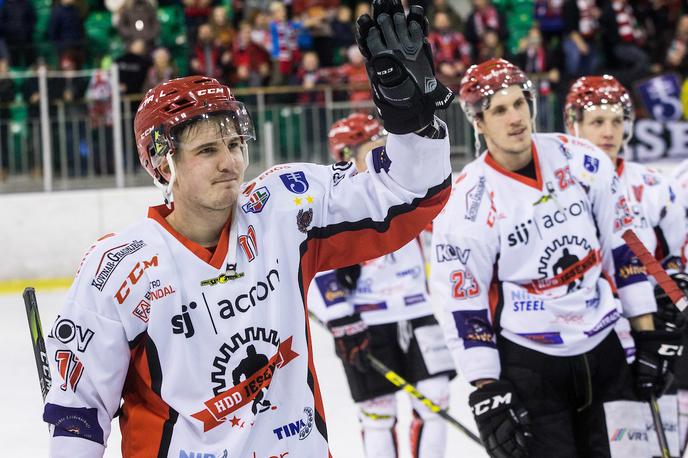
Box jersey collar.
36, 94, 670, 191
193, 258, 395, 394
616, 158, 625, 177
148, 204, 232, 269
484, 142, 543, 191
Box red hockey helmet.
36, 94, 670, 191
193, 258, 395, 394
564, 75, 634, 125
459, 58, 534, 123
328, 113, 385, 162
134, 76, 255, 187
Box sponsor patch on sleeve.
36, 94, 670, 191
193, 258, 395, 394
43, 403, 104, 444
314, 272, 347, 307
612, 245, 647, 288
451, 309, 496, 349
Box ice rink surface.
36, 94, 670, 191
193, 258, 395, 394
1, 289, 487, 457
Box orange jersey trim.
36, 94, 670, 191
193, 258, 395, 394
148, 204, 230, 269
485, 142, 543, 191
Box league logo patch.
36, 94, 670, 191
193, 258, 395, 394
643, 174, 659, 186
242, 186, 270, 214
280, 171, 310, 194
584, 155, 599, 173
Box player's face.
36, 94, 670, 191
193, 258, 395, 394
172, 120, 246, 212
477, 85, 533, 158
354, 138, 386, 172
576, 105, 624, 162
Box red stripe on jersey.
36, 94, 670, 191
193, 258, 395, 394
120, 335, 173, 458
314, 183, 451, 272
299, 240, 330, 446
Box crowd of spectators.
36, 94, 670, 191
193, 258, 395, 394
3, 0, 688, 179
1, 0, 688, 102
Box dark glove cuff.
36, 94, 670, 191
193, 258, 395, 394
328, 313, 367, 337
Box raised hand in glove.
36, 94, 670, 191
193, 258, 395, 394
336, 264, 361, 291
328, 312, 371, 373
469, 380, 531, 458
632, 329, 684, 400
355, 0, 453, 134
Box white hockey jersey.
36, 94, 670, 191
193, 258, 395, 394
42, 127, 451, 458
616, 159, 684, 272
671, 159, 688, 263
431, 133, 656, 383
308, 237, 433, 326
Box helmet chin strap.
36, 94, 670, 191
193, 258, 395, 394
241, 142, 249, 170
473, 121, 481, 157
153, 152, 177, 209
574, 122, 580, 138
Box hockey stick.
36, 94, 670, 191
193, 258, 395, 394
307, 311, 482, 445
620, 230, 681, 458
364, 353, 483, 445
621, 229, 688, 317
649, 393, 672, 458
23, 287, 52, 401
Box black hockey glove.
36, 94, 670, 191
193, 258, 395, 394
336, 264, 362, 291
328, 312, 371, 373
469, 380, 531, 458
654, 273, 688, 332
355, 0, 453, 134
632, 329, 684, 400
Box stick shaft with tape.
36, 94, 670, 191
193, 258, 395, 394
621, 229, 688, 314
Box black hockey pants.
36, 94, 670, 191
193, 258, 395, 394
498, 331, 636, 457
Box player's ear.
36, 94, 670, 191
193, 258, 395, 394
474, 117, 485, 135
565, 121, 574, 135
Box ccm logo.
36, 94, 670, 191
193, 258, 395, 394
115, 256, 159, 304
658, 344, 684, 357
197, 88, 224, 96
472, 393, 512, 416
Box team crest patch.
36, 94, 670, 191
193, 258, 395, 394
297, 208, 313, 233
280, 171, 309, 194
242, 186, 270, 213
583, 155, 599, 173
642, 174, 659, 186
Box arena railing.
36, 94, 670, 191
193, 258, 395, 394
0, 67, 558, 194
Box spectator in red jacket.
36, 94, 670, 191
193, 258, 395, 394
183, 0, 212, 49
190, 23, 232, 81
291, 50, 325, 104
233, 20, 271, 87
428, 11, 472, 84
329, 45, 370, 103
464, 0, 508, 63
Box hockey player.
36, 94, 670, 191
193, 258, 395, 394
307, 112, 455, 458
565, 75, 688, 456
668, 160, 688, 452
431, 58, 683, 457
40, 1, 456, 455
